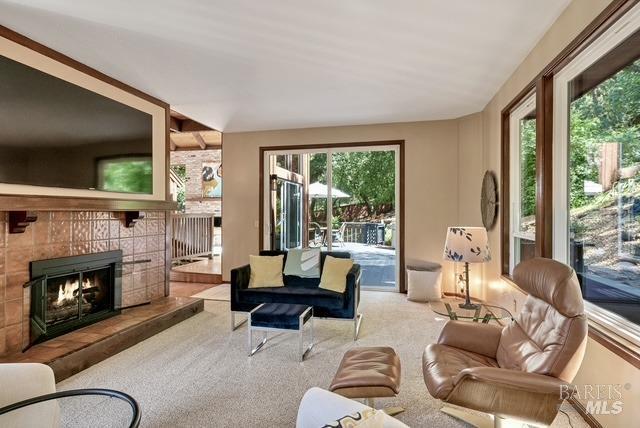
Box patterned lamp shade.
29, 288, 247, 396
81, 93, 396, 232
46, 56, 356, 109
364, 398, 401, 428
443, 227, 491, 263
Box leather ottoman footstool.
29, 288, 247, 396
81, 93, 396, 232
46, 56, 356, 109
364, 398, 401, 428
329, 347, 403, 415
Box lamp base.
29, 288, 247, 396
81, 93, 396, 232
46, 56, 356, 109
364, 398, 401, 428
458, 302, 480, 310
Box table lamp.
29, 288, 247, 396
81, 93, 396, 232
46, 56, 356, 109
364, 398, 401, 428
443, 227, 491, 310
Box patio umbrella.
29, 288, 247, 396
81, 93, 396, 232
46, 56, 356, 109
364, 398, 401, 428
308, 182, 350, 198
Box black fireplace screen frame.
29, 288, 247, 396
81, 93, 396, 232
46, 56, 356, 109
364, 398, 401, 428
27, 250, 123, 348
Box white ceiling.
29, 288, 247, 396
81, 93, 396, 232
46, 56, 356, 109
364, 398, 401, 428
0, 0, 571, 132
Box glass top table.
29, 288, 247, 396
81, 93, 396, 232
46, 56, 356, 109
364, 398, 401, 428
429, 297, 514, 323
0, 389, 140, 428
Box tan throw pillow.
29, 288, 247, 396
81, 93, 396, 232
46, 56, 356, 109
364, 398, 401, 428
319, 256, 354, 293
249, 255, 284, 288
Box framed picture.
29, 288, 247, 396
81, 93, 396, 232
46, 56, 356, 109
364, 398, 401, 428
202, 162, 222, 198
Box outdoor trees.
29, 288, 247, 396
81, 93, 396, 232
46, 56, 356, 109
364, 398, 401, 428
308, 150, 396, 221
519, 59, 640, 216
569, 59, 640, 210
332, 151, 395, 212
520, 118, 536, 218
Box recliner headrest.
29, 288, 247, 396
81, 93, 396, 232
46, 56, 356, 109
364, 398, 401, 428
513, 258, 584, 317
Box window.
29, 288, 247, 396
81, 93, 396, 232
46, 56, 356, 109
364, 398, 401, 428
554, 5, 640, 342
509, 94, 537, 274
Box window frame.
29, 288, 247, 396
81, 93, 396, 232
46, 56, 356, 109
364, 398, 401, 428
552, 3, 640, 348
508, 93, 537, 274
500, 0, 640, 362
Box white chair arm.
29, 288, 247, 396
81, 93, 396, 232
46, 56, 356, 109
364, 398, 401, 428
296, 387, 408, 428
0, 363, 59, 428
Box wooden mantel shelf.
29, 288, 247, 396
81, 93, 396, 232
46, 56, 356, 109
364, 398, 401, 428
0, 195, 178, 212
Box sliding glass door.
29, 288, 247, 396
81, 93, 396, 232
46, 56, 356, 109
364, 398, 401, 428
263, 145, 400, 290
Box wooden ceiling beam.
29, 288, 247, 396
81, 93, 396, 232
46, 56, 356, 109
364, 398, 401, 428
193, 133, 207, 149
169, 135, 177, 151
169, 117, 182, 133
169, 111, 214, 133
180, 119, 213, 133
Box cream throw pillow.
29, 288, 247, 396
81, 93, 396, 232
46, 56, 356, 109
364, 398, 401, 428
249, 255, 284, 288
319, 256, 354, 293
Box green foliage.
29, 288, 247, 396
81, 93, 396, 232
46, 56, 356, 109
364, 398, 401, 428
331, 151, 395, 210
309, 153, 327, 183
520, 118, 536, 217
308, 151, 395, 217
517, 59, 640, 216
102, 159, 152, 194
170, 165, 188, 212
569, 60, 640, 209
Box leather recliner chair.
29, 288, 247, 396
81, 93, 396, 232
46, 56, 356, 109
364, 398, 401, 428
422, 258, 588, 426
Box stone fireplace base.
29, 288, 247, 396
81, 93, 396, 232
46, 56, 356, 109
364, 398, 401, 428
0, 296, 202, 381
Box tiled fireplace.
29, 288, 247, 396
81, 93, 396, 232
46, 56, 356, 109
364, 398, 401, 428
0, 211, 168, 356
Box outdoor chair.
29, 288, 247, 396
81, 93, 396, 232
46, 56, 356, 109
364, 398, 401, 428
309, 222, 324, 247
332, 223, 346, 247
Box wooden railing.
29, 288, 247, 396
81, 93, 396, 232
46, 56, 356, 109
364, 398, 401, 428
171, 213, 215, 261
341, 222, 383, 245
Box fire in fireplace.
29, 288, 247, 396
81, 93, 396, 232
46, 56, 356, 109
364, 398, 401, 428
46, 268, 111, 326
27, 251, 122, 347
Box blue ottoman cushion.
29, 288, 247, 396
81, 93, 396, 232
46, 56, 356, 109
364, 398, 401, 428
251, 303, 312, 330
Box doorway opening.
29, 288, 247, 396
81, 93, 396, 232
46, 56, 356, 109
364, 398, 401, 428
261, 143, 403, 291
168, 110, 223, 292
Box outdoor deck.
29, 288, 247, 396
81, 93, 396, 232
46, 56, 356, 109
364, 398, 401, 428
325, 242, 396, 288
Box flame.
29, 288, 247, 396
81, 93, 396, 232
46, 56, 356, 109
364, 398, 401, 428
54, 276, 94, 307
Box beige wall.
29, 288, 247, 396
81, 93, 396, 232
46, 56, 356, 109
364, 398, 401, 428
460, 0, 640, 426
223, 120, 464, 288
223, 1, 639, 424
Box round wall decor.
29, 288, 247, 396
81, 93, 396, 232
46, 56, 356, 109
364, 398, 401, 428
480, 170, 498, 230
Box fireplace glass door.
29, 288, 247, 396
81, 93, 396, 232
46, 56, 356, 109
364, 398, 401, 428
45, 267, 112, 328
46, 273, 81, 326
30, 250, 123, 348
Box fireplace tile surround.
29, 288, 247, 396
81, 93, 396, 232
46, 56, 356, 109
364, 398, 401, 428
0, 210, 168, 356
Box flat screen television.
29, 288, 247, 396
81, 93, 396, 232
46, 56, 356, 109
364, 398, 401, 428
0, 54, 153, 194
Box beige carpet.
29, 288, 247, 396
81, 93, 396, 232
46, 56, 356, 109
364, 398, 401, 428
57, 291, 587, 427
191, 283, 230, 301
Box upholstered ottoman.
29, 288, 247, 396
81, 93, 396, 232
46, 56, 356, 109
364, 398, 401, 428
329, 347, 402, 414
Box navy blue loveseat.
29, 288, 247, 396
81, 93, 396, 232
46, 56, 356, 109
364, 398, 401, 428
230, 250, 362, 339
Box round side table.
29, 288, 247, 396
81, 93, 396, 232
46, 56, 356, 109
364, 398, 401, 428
429, 297, 513, 323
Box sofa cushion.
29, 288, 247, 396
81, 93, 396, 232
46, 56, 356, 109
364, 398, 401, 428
239, 286, 345, 309
250, 303, 312, 330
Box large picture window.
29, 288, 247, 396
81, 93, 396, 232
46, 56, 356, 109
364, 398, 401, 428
554, 5, 640, 342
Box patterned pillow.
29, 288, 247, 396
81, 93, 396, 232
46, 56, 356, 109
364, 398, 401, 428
283, 248, 321, 278
322, 409, 384, 428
